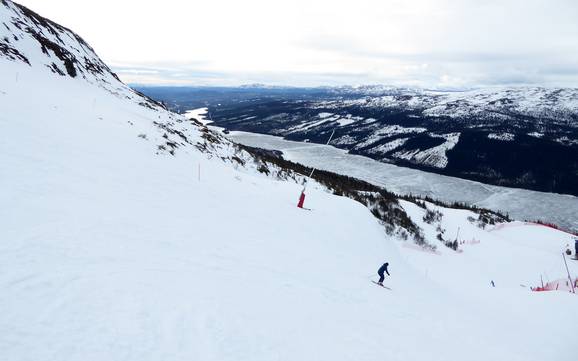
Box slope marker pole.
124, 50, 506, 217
562, 252, 575, 293
540, 274, 544, 288
306, 129, 335, 180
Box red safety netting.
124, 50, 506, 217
532, 278, 577, 293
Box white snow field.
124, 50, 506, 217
1, 59, 578, 361
226, 130, 578, 232
1, 1, 578, 359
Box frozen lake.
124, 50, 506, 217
226, 131, 578, 232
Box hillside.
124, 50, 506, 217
2, 1, 578, 360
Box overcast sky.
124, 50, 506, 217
15, 0, 578, 88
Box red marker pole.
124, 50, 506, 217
297, 190, 306, 208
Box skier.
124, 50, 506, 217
377, 262, 390, 286
575, 239, 578, 259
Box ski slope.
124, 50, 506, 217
2, 2, 578, 359
1, 59, 577, 361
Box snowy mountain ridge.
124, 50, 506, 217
2, 2, 578, 360
335, 86, 578, 124
1, 0, 116, 81
0, 0, 168, 111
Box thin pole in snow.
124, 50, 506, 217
198, 164, 201, 182
562, 252, 575, 293
305, 129, 335, 181
540, 274, 544, 288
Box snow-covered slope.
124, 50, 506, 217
1, 2, 577, 360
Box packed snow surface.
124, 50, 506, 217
1, 61, 576, 360
227, 131, 578, 231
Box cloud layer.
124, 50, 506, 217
16, 0, 578, 87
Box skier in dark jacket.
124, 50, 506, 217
377, 262, 390, 286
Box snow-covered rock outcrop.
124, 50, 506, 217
1, 0, 117, 82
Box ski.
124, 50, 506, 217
372, 281, 392, 290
